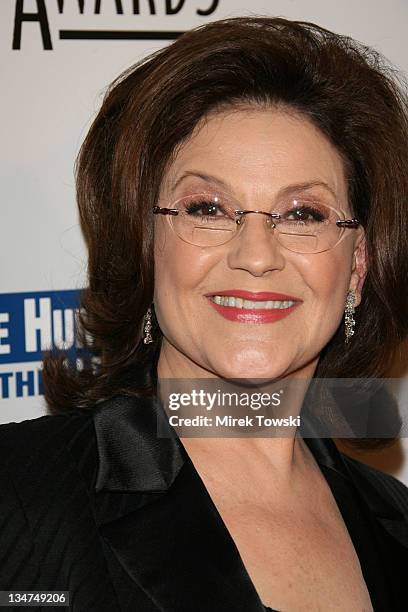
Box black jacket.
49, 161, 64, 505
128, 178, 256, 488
0, 395, 408, 612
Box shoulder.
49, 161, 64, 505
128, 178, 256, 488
0, 410, 97, 490
0, 409, 94, 452
0, 411, 110, 592
341, 452, 408, 517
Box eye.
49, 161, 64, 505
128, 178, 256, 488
283, 203, 327, 223
186, 199, 221, 216
182, 195, 235, 219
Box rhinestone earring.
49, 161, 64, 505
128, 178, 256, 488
143, 306, 153, 344
344, 290, 356, 344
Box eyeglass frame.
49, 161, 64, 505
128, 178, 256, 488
153, 192, 360, 253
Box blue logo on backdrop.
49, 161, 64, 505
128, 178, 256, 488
0, 290, 81, 399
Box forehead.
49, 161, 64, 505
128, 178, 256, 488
162, 107, 348, 205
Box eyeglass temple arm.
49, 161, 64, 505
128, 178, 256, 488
336, 219, 360, 228
153, 206, 179, 216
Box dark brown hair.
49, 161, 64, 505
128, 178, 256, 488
43, 16, 408, 440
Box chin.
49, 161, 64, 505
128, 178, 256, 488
212, 354, 289, 383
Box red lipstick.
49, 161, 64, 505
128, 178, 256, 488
204, 290, 302, 323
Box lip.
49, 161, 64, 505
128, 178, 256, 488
204, 290, 303, 324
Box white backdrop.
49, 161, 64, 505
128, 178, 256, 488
1, 0, 407, 482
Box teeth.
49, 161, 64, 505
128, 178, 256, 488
210, 296, 296, 309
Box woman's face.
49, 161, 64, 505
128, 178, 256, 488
154, 107, 366, 379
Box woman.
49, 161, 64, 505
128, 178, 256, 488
1, 15, 408, 612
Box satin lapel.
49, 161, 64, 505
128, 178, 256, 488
92, 395, 185, 526
93, 395, 185, 493
340, 454, 408, 549
302, 418, 408, 550
93, 396, 265, 612
100, 457, 265, 612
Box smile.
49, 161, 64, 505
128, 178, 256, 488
205, 291, 302, 323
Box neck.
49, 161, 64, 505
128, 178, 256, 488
156, 339, 320, 491
178, 434, 317, 502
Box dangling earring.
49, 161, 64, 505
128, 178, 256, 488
143, 306, 153, 344
344, 290, 356, 345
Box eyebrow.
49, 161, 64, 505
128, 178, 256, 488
170, 171, 339, 201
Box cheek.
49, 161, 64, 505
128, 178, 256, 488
300, 247, 353, 319
153, 222, 215, 304
154, 220, 186, 291
154, 233, 182, 310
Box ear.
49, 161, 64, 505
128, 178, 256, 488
349, 229, 368, 307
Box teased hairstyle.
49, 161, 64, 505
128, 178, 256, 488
44, 16, 408, 446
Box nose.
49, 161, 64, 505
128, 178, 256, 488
226, 211, 286, 277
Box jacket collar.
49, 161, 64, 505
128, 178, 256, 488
94, 394, 185, 493
93, 394, 403, 522
93, 395, 266, 611
92, 395, 407, 612
301, 414, 405, 521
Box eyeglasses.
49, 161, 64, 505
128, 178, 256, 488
153, 191, 360, 254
